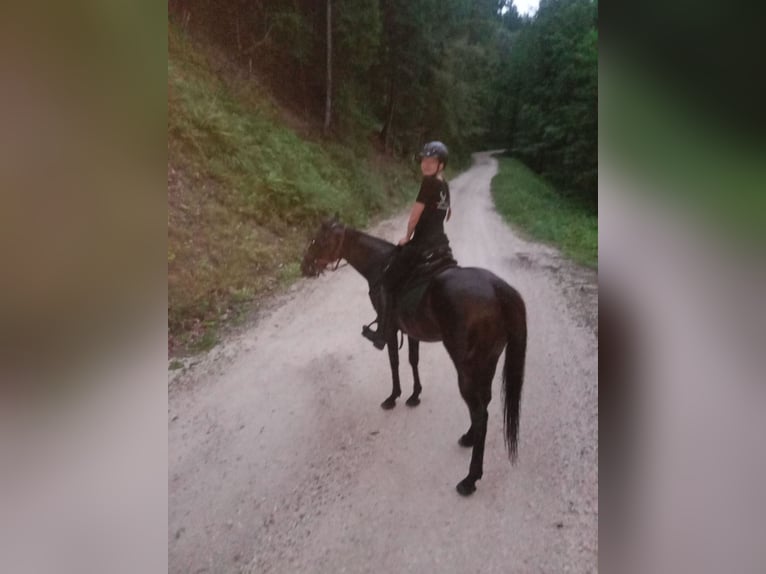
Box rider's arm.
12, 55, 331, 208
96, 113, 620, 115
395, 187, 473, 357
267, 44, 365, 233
399, 202, 425, 245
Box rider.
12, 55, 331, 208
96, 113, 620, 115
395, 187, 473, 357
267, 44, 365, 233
362, 141, 452, 349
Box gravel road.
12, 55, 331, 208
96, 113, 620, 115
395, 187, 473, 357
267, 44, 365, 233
169, 151, 598, 573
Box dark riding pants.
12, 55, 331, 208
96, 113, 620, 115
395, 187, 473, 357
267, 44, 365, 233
381, 243, 422, 290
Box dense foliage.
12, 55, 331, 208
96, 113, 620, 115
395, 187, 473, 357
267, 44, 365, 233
496, 0, 597, 205
169, 0, 597, 202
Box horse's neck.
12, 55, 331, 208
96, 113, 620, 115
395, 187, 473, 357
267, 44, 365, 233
342, 228, 393, 283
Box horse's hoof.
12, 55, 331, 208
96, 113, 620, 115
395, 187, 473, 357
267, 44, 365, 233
380, 397, 397, 410
456, 478, 477, 496
405, 396, 420, 407
458, 433, 474, 447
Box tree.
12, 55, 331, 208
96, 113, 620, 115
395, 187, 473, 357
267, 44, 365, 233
170, 0, 597, 201
324, 0, 332, 133
496, 0, 597, 204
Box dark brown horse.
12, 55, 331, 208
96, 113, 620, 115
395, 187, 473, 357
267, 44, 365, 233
301, 217, 527, 495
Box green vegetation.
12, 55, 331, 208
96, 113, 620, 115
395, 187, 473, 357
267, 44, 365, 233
167, 0, 599, 355
169, 359, 185, 371
168, 25, 415, 354
170, 0, 597, 185
603, 64, 766, 243
494, 0, 598, 207
491, 157, 597, 267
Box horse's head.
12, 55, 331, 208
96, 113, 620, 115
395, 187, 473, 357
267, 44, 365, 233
301, 217, 346, 277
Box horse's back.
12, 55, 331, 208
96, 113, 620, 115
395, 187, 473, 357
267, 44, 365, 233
432, 266, 518, 306
400, 266, 520, 346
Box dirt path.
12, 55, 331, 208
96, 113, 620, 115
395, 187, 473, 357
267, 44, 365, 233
169, 151, 598, 573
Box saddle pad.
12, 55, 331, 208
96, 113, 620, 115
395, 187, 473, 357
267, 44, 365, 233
397, 281, 431, 319
395, 245, 457, 318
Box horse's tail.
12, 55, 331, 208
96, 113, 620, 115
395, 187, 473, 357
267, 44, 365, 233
500, 284, 527, 463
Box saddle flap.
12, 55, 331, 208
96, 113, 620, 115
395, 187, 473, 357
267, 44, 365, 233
395, 245, 457, 317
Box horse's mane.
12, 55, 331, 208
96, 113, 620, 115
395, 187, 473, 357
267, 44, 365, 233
341, 226, 396, 280
351, 228, 396, 252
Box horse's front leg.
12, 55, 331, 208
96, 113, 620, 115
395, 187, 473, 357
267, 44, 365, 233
380, 331, 401, 410
406, 337, 422, 406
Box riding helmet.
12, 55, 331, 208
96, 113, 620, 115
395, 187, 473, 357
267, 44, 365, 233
419, 141, 448, 167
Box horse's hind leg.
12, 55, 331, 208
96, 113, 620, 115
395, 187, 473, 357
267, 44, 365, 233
456, 371, 493, 496
458, 424, 475, 447
457, 402, 489, 495
380, 331, 402, 410
457, 374, 478, 446
406, 337, 422, 407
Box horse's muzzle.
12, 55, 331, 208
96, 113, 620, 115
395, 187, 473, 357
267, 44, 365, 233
300, 259, 313, 277
300, 257, 320, 277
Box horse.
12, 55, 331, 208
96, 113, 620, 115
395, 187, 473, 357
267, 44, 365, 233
300, 217, 527, 496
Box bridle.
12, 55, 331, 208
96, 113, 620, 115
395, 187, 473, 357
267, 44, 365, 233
310, 224, 347, 274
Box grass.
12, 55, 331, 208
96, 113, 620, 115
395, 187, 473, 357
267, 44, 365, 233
491, 157, 598, 267
602, 62, 766, 244
168, 24, 416, 355
169, 359, 184, 371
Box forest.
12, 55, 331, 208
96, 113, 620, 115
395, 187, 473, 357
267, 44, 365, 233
168, 0, 597, 351
169, 0, 597, 205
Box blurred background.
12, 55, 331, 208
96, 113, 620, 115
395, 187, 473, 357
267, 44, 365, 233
600, 0, 766, 571
0, 1, 168, 573
0, 0, 764, 572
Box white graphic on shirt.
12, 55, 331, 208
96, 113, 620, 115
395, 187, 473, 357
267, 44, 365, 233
436, 190, 449, 211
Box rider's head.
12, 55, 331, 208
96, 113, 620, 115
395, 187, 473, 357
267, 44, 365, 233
418, 141, 448, 176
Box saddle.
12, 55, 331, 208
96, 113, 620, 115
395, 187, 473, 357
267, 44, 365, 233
392, 244, 457, 318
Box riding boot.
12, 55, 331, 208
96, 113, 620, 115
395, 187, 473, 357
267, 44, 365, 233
362, 286, 392, 350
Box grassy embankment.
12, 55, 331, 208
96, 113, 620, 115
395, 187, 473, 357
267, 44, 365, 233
168, 25, 415, 355
491, 157, 598, 267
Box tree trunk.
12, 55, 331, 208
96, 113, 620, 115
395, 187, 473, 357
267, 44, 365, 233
380, 78, 396, 153
323, 0, 332, 134
234, 3, 241, 53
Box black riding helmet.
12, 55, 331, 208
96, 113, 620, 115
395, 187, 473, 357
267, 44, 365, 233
418, 141, 448, 168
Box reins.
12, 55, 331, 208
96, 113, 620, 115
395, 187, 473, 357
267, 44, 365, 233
331, 225, 347, 271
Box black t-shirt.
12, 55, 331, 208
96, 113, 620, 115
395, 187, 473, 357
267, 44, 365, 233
412, 175, 450, 248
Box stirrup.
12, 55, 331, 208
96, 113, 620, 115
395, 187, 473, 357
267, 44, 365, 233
361, 320, 387, 349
